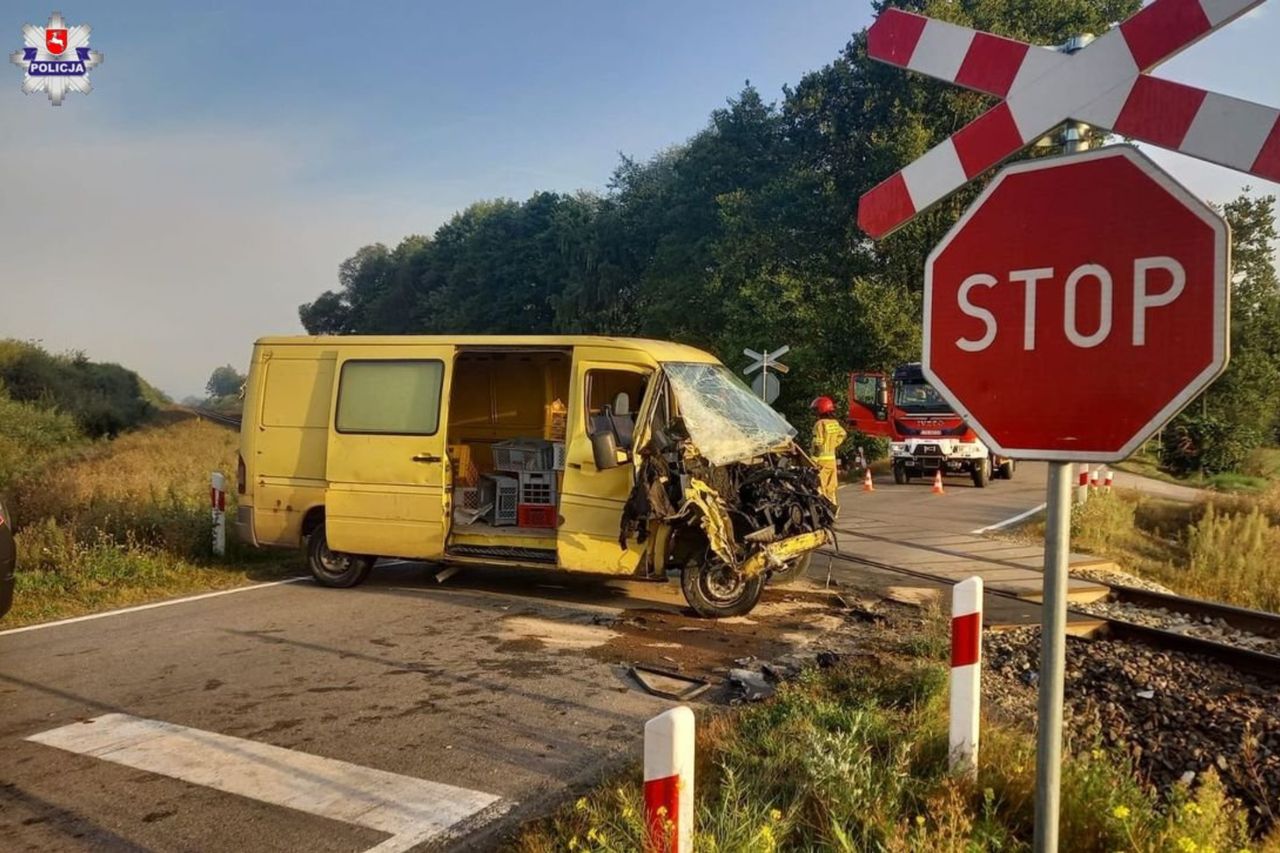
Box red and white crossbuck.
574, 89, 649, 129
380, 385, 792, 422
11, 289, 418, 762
858, 0, 1280, 238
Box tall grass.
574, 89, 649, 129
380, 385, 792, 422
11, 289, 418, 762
0, 392, 84, 490
512, 661, 1255, 852
4, 416, 291, 626
1068, 490, 1280, 613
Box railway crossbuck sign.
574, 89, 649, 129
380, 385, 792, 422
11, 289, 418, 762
857, 0, 1280, 239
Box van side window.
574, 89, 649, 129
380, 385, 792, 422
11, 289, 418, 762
585, 369, 649, 450
336, 360, 444, 435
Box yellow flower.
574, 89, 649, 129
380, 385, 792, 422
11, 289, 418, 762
1177, 838, 1198, 853
568, 837, 578, 851
621, 805, 635, 820
1183, 802, 1202, 816
770, 809, 783, 822
587, 827, 599, 842
1091, 748, 1105, 760
657, 805, 668, 817
1112, 805, 1131, 820
915, 815, 926, 827
575, 797, 588, 812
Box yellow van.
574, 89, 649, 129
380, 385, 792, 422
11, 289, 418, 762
236, 335, 833, 617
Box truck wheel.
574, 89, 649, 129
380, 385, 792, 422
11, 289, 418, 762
972, 459, 991, 489
307, 523, 374, 588
1000, 459, 1016, 480
769, 553, 811, 585
893, 463, 907, 485
681, 550, 765, 618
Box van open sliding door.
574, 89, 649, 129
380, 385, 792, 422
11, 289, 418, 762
324, 346, 454, 560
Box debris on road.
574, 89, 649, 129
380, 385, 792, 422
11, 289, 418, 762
728, 667, 775, 702
630, 665, 710, 701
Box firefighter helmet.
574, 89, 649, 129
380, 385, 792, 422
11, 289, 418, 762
811, 396, 836, 415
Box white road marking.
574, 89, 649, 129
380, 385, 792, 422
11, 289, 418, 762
970, 503, 1047, 534
28, 713, 502, 853
0, 578, 309, 637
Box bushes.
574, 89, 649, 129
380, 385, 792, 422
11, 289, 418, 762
1161, 414, 1262, 476
0, 340, 155, 437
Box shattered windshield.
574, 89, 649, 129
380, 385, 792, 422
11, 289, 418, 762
662, 362, 797, 465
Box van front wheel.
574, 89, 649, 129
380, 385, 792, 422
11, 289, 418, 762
307, 524, 374, 588
681, 551, 765, 618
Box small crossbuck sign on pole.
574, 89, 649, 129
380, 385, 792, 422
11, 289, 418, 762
743, 346, 789, 404
857, 0, 1280, 238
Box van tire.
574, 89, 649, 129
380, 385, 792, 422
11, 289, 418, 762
681, 550, 765, 618
769, 553, 811, 585
307, 524, 374, 588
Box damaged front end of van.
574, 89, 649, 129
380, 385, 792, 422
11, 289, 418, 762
616, 362, 836, 617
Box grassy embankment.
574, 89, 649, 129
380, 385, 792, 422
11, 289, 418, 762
1016, 488, 1280, 614
514, 622, 1266, 852
1117, 443, 1280, 494
0, 340, 292, 627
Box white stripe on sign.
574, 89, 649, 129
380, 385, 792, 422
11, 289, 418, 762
27, 714, 502, 853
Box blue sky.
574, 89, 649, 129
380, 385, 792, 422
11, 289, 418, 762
1, 1, 1277, 396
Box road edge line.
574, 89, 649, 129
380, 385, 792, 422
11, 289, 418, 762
970, 503, 1047, 535
0, 577, 308, 637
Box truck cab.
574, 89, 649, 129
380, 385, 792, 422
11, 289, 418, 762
848, 363, 1014, 488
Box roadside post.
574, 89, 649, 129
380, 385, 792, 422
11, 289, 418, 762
857, 0, 1263, 844
211, 472, 226, 557
742, 345, 789, 405
644, 706, 694, 853
949, 576, 983, 778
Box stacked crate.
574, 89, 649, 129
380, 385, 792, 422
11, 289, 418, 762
491, 438, 558, 528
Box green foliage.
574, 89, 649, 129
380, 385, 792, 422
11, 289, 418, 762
0, 392, 83, 491
513, 659, 1254, 852
205, 364, 245, 398
0, 339, 155, 438
1161, 413, 1261, 476
300, 0, 1143, 426
1185, 505, 1280, 613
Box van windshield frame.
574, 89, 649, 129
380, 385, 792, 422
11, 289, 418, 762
661, 362, 796, 465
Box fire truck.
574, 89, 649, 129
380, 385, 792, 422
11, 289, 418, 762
847, 363, 1014, 488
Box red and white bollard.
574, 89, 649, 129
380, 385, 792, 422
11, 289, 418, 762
1076, 465, 1090, 504
950, 576, 983, 779
644, 706, 694, 853
210, 471, 226, 557
1091, 468, 1102, 490
1104, 468, 1113, 492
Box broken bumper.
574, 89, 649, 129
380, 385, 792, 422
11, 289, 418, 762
740, 528, 830, 578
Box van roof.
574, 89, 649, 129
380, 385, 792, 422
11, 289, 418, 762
253, 335, 722, 364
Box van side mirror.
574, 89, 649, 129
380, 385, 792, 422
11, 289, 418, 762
592, 431, 620, 470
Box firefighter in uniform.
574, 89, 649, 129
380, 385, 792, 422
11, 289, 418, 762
810, 396, 846, 506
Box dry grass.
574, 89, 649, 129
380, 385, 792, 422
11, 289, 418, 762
1022, 489, 1280, 613
511, 657, 1255, 852
5, 413, 296, 627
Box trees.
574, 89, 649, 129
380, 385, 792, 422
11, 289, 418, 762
205, 365, 245, 399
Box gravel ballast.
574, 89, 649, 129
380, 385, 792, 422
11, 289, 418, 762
985, 627, 1280, 828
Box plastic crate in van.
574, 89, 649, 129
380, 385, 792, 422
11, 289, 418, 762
518, 470, 556, 506
492, 438, 554, 472
480, 474, 519, 526
518, 504, 557, 528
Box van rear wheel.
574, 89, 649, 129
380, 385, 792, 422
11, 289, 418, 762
307, 523, 374, 588
681, 550, 765, 618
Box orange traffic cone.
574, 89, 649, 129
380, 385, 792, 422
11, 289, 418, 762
931, 469, 945, 495
862, 468, 875, 492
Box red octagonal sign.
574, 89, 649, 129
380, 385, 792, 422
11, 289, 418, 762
924, 146, 1229, 462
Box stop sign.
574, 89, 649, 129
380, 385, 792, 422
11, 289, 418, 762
923, 146, 1229, 462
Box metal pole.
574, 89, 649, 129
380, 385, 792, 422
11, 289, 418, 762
1036, 39, 1092, 851
1034, 462, 1072, 852
1062, 37, 1092, 512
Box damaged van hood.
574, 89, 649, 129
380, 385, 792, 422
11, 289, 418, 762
662, 363, 797, 465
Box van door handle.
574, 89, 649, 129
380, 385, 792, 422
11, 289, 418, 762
568, 462, 582, 470
411, 454, 441, 463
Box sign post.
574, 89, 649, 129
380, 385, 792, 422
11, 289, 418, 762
742, 345, 790, 404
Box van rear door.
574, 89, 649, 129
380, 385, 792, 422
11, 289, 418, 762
324, 346, 453, 560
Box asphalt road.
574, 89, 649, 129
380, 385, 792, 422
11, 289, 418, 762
0, 464, 1171, 851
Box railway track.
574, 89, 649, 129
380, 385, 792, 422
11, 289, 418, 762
184, 406, 242, 429
822, 547, 1280, 682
